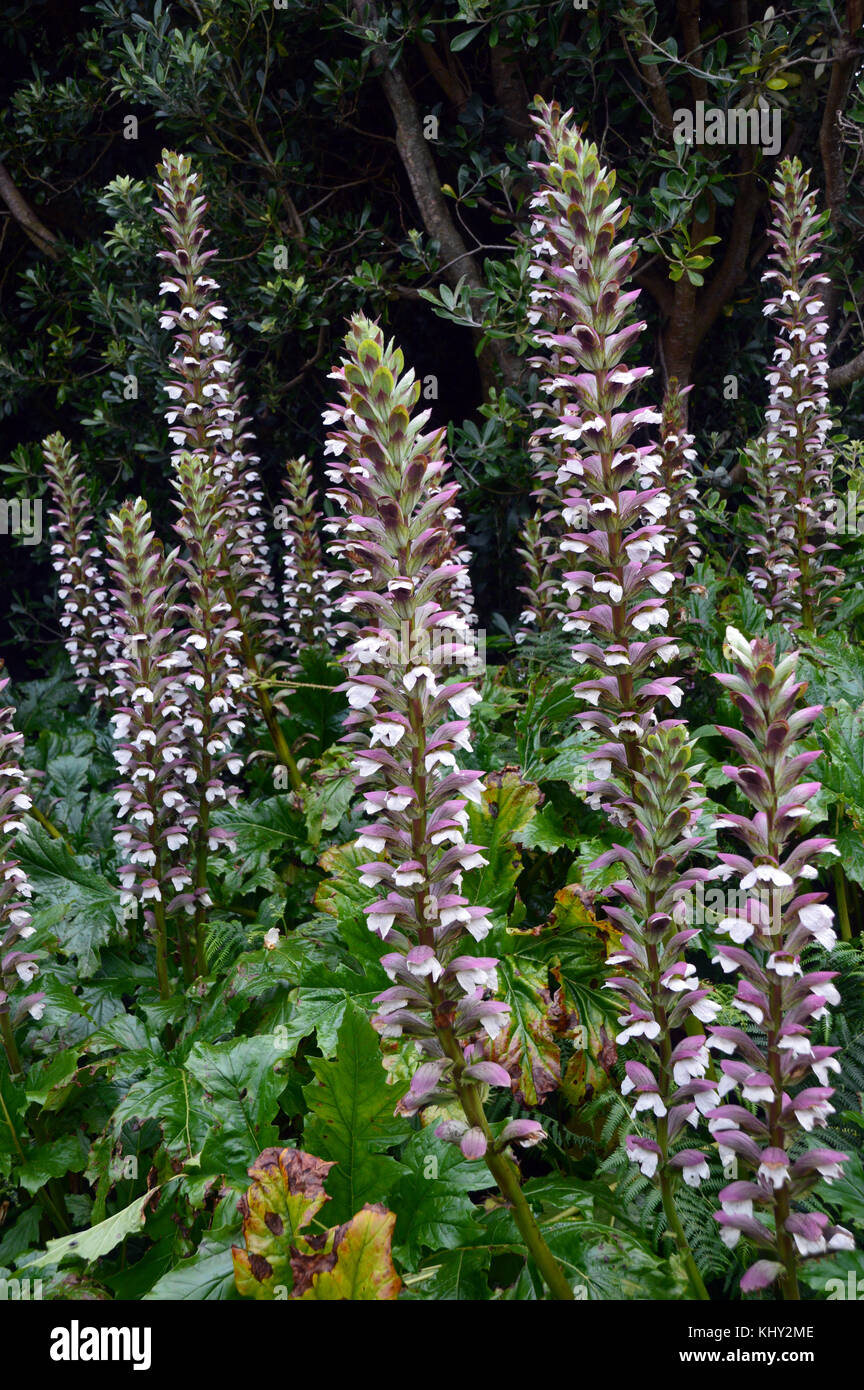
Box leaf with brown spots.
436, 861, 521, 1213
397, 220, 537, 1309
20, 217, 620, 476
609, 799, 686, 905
295, 1205, 401, 1301
232, 1148, 334, 1299
488, 956, 560, 1106
232, 1149, 401, 1301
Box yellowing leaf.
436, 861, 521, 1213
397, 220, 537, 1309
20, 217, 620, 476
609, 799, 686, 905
232, 1148, 334, 1299
232, 1147, 402, 1300
295, 1205, 401, 1300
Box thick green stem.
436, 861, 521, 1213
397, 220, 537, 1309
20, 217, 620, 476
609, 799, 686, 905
240, 633, 302, 791
29, 804, 74, 853
658, 1163, 710, 1300
257, 681, 301, 789
152, 900, 172, 1001
452, 1055, 574, 1300
0, 1010, 22, 1075
833, 805, 851, 941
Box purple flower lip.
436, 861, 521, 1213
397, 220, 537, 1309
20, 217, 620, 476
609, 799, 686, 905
792, 1147, 849, 1178
499, 1119, 545, 1148
740, 1260, 784, 1293
460, 1127, 488, 1160
461, 1061, 512, 1088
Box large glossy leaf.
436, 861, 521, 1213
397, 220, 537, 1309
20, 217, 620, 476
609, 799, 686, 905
539, 1223, 688, 1300
214, 794, 306, 889
144, 1235, 238, 1301
303, 1002, 408, 1221
15, 822, 123, 977
389, 1133, 490, 1262
269, 967, 381, 1058
408, 1247, 492, 1300
464, 770, 541, 929
108, 1063, 208, 1162
817, 702, 864, 886
821, 701, 864, 810
18, 1133, 88, 1196
186, 1036, 286, 1184
799, 635, 864, 709
303, 747, 356, 849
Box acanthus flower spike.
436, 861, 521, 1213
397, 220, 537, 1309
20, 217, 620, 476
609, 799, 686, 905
707, 628, 852, 1297
105, 497, 194, 999
759, 158, 844, 632
323, 313, 574, 1300
279, 455, 341, 667
527, 99, 680, 825
154, 151, 278, 641
595, 722, 714, 1299
514, 509, 567, 645
170, 450, 248, 978
153, 152, 299, 786
743, 436, 798, 621
657, 379, 701, 599
43, 432, 119, 706
0, 678, 46, 1072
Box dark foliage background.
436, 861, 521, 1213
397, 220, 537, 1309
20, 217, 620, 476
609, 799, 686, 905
1, 0, 863, 671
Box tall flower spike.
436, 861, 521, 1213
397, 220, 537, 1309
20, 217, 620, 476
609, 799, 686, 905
217, 370, 281, 637
43, 433, 118, 705
707, 627, 852, 1297
657, 380, 701, 593
514, 509, 567, 645
594, 723, 716, 1298
743, 436, 799, 622
155, 152, 278, 640
0, 679, 45, 1073
105, 498, 195, 999
155, 151, 297, 784
760, 158, 844, 631
279, 455, 341, 667
323, 314, 573, 1300
528, 100, 680, 824
171, 452, 247, 977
